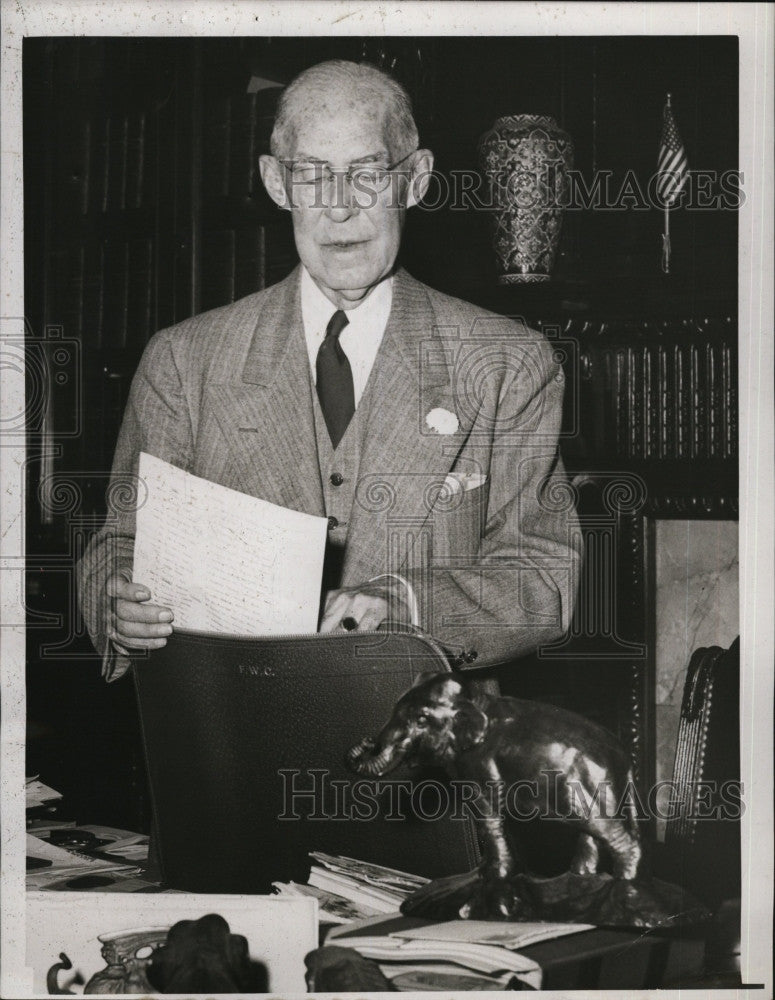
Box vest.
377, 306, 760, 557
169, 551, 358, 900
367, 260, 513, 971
311, 378, 372, 593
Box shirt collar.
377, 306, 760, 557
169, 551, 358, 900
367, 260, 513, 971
300, 265, 393, 337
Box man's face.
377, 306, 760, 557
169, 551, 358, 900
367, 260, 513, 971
261, 98, 429, 308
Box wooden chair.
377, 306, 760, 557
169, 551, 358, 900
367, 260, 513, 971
662, 638, 740, 904
657, 638, 741, 982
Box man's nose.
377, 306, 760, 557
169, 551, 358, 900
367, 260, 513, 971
323, 172, 360, 221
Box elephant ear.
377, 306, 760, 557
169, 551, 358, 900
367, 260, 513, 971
451, 699, 488, 751
411, 671, 445, 687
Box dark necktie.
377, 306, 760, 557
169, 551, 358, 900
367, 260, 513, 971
316, 309, 354, 448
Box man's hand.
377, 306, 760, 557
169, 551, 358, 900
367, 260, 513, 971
320, 581, 410, 633
107, 571, 174, 653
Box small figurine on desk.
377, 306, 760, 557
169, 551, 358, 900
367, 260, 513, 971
347, 673, 708, 927
82, 928, 167, 994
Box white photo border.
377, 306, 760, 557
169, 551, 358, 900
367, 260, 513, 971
2, 2, 772, 996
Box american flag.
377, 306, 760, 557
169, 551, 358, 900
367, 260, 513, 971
657, 94, 689, 206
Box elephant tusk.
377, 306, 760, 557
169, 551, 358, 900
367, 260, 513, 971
345, 735, 403, 776
351, 744, 405, 776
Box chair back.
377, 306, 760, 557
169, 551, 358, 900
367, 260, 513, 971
664, 638, 740, 907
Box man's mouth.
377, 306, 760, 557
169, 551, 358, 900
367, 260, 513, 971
323, 240, 368, 250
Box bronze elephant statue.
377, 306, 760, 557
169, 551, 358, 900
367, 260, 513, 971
347, 673, 643, 919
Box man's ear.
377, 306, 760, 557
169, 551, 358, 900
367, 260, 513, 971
451, 698, 488, 752
259, 155, 290, 211
406, 149, 435, 209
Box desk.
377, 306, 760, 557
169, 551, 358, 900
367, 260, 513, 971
26, 802, 718, 991
321, 914, 711, 991
520, 928, 705, 990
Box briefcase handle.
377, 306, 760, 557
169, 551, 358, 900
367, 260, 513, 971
370, 575, 478, 670
378, 620, 479, 671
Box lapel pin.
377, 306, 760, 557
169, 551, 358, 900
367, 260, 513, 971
425, 407, 459, 435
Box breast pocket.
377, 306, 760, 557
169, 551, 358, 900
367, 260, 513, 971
430, 478, 490, 565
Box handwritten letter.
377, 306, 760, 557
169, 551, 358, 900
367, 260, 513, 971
134, 452, 327, 635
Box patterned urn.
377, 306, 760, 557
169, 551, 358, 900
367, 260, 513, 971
479, 115, 574, 283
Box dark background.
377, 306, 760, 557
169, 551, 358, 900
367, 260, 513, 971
24, 36, 738, 835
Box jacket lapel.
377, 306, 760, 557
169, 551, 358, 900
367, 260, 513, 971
211, 268, 326, 517
345, 270, 469, 580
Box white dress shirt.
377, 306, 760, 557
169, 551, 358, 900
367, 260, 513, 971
300, 266, 393, 407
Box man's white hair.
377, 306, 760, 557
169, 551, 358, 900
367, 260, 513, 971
270, 59, 419, 160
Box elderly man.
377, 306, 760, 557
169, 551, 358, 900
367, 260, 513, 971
78, 59, 580, 682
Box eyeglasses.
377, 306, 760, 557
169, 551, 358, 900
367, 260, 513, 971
279, 149, 417, 195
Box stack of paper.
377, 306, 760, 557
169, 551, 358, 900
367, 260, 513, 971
329, 932, 542, 975
327, 917, 541, 990
272, 853, 428, 924
270, 881, 385, 925
375, 961, 521, 991
326, 913, 596, 990
307, 853, 429, 916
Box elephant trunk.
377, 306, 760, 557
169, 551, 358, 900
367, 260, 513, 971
346, 732, 409, 777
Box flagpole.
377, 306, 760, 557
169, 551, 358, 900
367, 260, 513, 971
661, 92, 672, 274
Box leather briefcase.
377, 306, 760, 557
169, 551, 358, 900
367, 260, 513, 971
133, 629, 481, 893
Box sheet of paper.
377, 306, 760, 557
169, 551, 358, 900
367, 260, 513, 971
25, 778, 62, 808
327, 935, 540, 976
26, 834, 100, 869
133, 453, 328, 635
393, 919, 595, 949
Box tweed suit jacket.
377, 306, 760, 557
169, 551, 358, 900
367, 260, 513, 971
78, 266, 580, 681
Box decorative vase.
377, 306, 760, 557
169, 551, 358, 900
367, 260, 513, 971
479, 114, 574, 283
